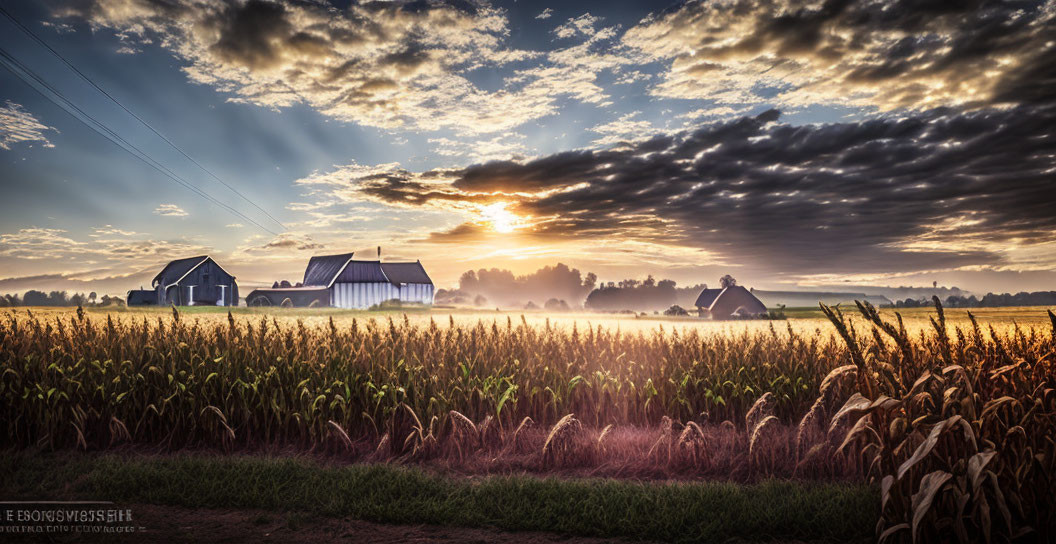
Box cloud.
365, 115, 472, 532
536, 8, 553, 20
0, 228, 84, 259
554, 14, 604, 39
325, 103, 1056, 277
0, 101, 56, 151
429, 133, 530, 162
588, 111, 664, 146
0, 226, 211, 264
55, 1, 660, 134
233, 232, 323, 261
495, 13, 639, 112
90, 225, 139, 237
55, 0, 576, 134
623, 0, 1056, 112
153, 204, 188, 217
263, 234, 319, 251
40, 21, 75, 34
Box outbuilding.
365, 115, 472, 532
245, 252, 434, 309
693, 285, 768, 319
128, 255, 238, 306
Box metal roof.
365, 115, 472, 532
380, 261, 432, 285
708, 286, 768, 317
152, 256, 208, 287
301, 253, 432, 288
694, 288, 722, 308
332, 260, 389, 286
302, 253, 354, 286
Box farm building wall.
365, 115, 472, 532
330, 282, 434, 309
245, 288, 329, 307
126, 289, 157, 306
165, 260, 238, 306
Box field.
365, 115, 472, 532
1, 302, 1054, 542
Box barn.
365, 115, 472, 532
128, 256, 238, 306
245, 253, 434, 309
693, 285, 768, 319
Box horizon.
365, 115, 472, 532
2, 0, 1054, 298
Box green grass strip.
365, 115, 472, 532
2, 453, 878, 543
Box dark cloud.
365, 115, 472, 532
359, 104, 1056, 275
625, 0, 1056, 110
208, 0, 294, 71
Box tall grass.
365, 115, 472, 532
1, 302, 1054, 541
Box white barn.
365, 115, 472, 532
302, 253, 434, 309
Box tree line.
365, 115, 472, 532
895, 291, 1056, 308
0, 290, 126, 307
440, 262, 712, 312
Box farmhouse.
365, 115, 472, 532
245, 252, 434, 309
694, 285, 767, 319
127, 255, 238, 306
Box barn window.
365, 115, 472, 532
203, 273, 210, 284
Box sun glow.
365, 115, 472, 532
480, 202, 521, 233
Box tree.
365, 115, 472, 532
23, 290, 48, 306
664, 305, 688, 316
98, 294, 124, 307
459, 270, 479, 291
584, 272, 597, 290
88, 292, 97, 305
48, 291, 69, 306
544, 298, 570, 311
473, 294, 488, 307
719, 275, 737, 289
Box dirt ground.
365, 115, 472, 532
4, 503, 640, 544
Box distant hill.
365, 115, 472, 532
751, 289, 892, 308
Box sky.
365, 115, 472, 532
0, 0, 1054, 296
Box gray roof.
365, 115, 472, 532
301, 253, 432, 288
708, 285, 768, 318
694, 288, 722, 308
152, 256, 208, 287
380, 261, 432, 285
333, 260, 389, 284
302, 253, 354, 287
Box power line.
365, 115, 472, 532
0, 4, 287, 231
0, 47, 278, 235
0, 46, 280, 236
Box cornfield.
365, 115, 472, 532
1, 301, 1054, 542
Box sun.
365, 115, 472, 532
479, 202, 520, 233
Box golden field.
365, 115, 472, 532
12, 303, 1052, 335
